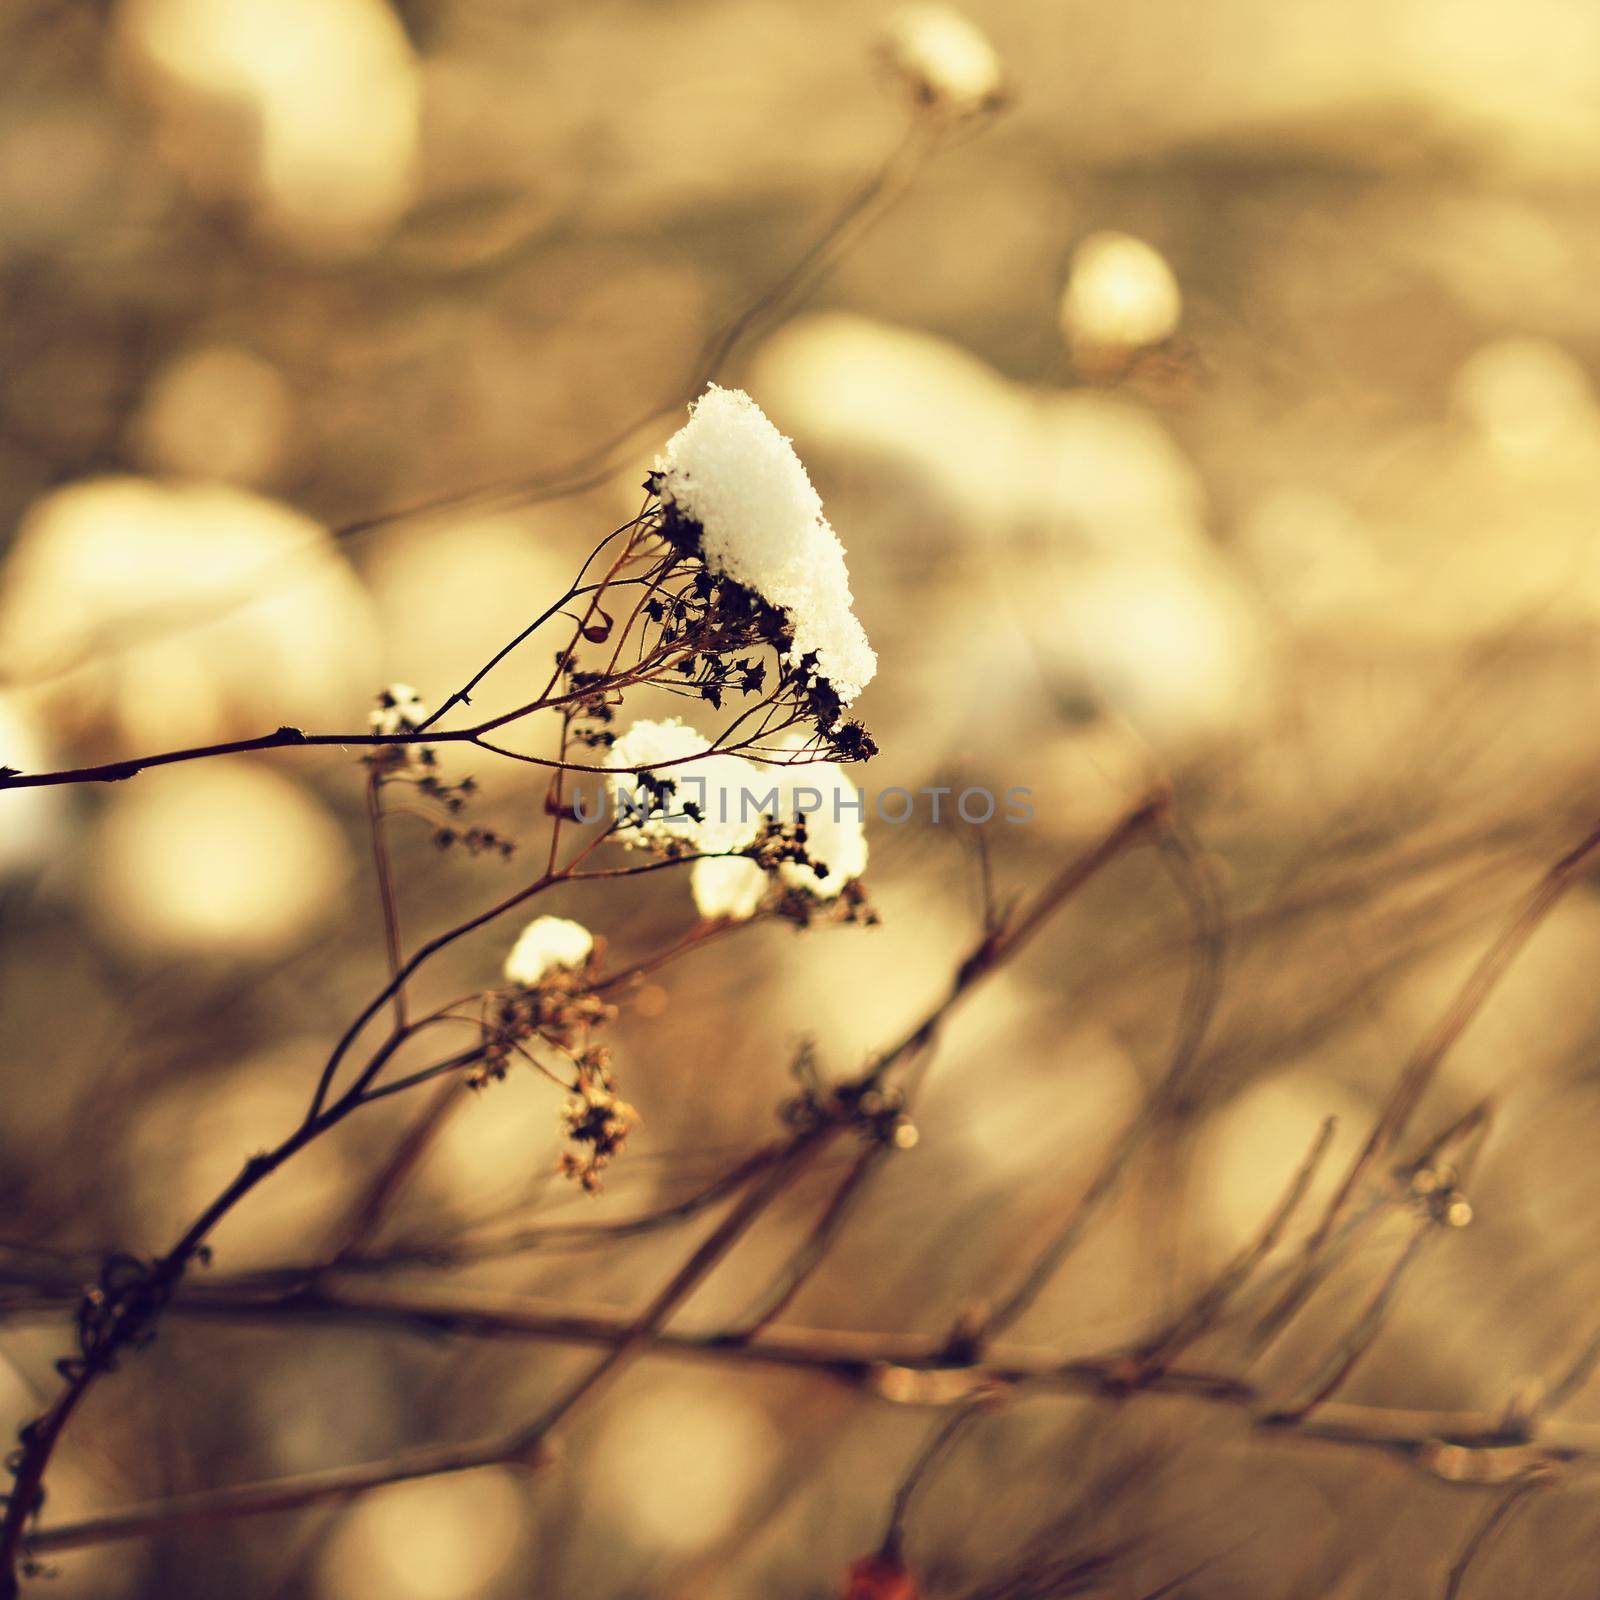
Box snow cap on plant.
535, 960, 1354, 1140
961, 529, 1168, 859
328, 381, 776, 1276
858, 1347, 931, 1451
1060, 232, 1182, 352
878, 4, 1004, 118
773, 755, 869, 899
369, 682, 427, 737
691, 854, 768, 922
651, 386, 877, 725
606, 716, 764, 856
504, 915, 594, 987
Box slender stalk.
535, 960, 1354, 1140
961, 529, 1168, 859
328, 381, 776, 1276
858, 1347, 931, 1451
365, 774, 407, 1030
24, 1434, 554, 1556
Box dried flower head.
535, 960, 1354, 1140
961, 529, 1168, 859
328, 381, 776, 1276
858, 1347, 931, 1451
559, 1056, 638, 1194
476, 967, 615, 1090
651, 386, 877, 719
366, 682, 436, 778
503, 915, 595, 987
878, 3, 1004, 118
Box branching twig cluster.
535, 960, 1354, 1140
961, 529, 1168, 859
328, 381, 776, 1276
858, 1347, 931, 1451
3, 777, 1599, 1599
3, 49, 1598, 1600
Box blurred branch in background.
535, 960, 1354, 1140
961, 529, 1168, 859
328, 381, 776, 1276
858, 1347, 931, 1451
8, 0, 1600, 1597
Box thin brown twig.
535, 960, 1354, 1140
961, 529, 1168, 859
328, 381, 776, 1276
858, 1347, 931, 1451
24, 1432, 555, 1556
0, 562, 781, 797
328, 1078, 467, 1262
0, 791, 1174, 1591
723, 1140, 891, 1340
0, 1012, 496, 1592
12, 1280, 1600, 1557
504, 1126, 836, 1455
861, 794, 1170, 1090
1263, 1214, 1438, 1426
416, 510, 656, 732
365, 773, 407, 1030
1257, 813, 1600, 1346
1440, 1472, 1552, 1600
1537, 1326, 1600, 1420
1134, 1116, 1338, 1371
5, 108, 974, 697
974, 812, 1228, 1345
880, 1395, 999, 1564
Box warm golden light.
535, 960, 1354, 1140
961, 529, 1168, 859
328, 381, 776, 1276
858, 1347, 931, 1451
0, 477, 378, 747
133, 344, 294, 486
117, 0, 420, 251
6, 5, 1600, 1597
1059, 231, 1183, 352
318, 1469, 528, 1600
586, 1374, 780, 1553
90, 762, 348, 958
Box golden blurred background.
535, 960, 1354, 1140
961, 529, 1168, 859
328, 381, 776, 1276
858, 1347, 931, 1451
6, 0, 1600, 1595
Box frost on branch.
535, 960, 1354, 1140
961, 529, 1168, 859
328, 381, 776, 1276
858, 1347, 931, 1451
650, 385, 877, 730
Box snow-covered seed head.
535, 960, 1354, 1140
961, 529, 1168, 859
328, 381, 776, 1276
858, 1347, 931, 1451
691, 854, 768, 922
773, 758, 869, 900
879, 4, 1005, 118
606, 716, 765, 857
369, 682, 427, 737
367, 683, 437, 776
651, 386, 877, 724
607, 719, 869, 917
504, 915, 594, 987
